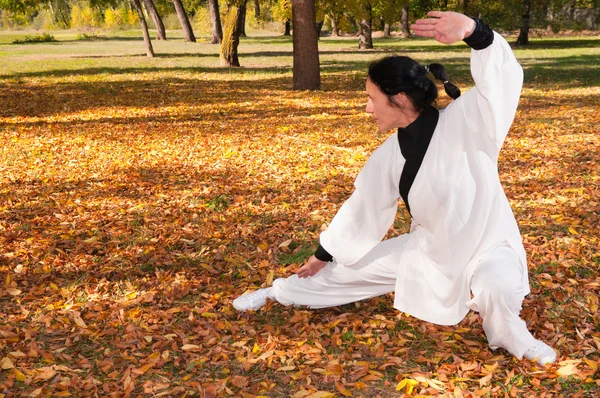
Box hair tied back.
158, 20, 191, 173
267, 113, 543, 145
428, 63, 461, 100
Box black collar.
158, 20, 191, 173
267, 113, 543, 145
397, 105, 439, 159
397, 105, 440, 215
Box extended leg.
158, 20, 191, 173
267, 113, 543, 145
233, 235, 408, 311
468, 244, 556, 365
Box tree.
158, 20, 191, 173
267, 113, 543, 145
220, 0, 247, 66
400, 3, 410, 37
272, 0, 292, 35
172, 0, 196, 42
240, 1, 247, 36
132, 0, 155, 56
358, 1, 373, 49
143, 0, 166, 40
292, 0, 320, 90
208, 0, 223, 43
516, 0, 532, 45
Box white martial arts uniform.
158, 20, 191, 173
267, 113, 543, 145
270, 32, 536, 358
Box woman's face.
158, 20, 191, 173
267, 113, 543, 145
365, 78, 417, 132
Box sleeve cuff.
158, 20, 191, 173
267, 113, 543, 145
314, 244, 333, 262
463, 18, 494, 50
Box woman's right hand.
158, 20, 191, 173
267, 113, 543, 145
296, 255, 327, 278
411, 11, 476, 45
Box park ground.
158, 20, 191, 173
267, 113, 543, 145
0, 28, 599, 397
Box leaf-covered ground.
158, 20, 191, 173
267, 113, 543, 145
1, 31, 599, 397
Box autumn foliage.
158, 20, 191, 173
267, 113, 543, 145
0, 34, 599, 397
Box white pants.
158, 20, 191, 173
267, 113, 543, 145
270, 236, 535, 358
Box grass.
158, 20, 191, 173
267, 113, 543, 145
1, 27, 599, 397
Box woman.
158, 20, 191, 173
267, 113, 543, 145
233, 11, 557, 366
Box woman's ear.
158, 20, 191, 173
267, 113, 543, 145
392, 92, 407, 107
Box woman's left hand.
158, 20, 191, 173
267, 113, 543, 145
296, 256, 327, 278
411, 11, 476, 45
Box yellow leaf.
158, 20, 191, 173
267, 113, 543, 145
276, 365, 296, 372
252, 343, 260, 354
6, 288, 21, 296
278, 239, 293, 248
35, 366, 57, 380
396, 378, 419, 393
266, 270, 275, 287
1, 357, 14, 369
335, 381, 353, 397
568, 227, 579, 235
83, 236, 98, 244
305, 392, 336, 398
181, 344, 200, 351
54, 391, 72, 397
584, 358, 598, 371
201, 312, 218, 318
73, 315, 87, 328
132, 362, 154, 375
557, 362, 580, 376
14, 368, 26, 381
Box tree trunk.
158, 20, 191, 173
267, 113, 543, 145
254, 0, 260, 18
329, 11, 339, 36
358, 3, 373, 49
516, 0, 532, 45
172, 0, 196, 42
292, 0, 320, 90
284, 18, 291, 35
383, 23, 391, 37
143, 0, 166, 40
400, 6, 410, 38
316, 20, 324, 38
132, 0, 154, 57
209, 0, 223, 44
239, 3, 247, 37
49, 0, 71, 29
220, 1, 246, 66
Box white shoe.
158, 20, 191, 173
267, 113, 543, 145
232, 288, 273, 311
524, 340, 557, 365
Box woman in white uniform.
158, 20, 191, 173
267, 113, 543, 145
233, 11, 557, 365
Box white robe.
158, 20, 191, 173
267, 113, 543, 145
319, 32, 529, 326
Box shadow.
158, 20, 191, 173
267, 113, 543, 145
514, 37, 600, 49
0, 74, 371, 118
0, 65, 294, 80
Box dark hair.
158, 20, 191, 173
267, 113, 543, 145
368, 56, 461, 112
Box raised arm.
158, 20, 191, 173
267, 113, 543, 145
318, 135, 401, 267
413, 12, 524, 148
